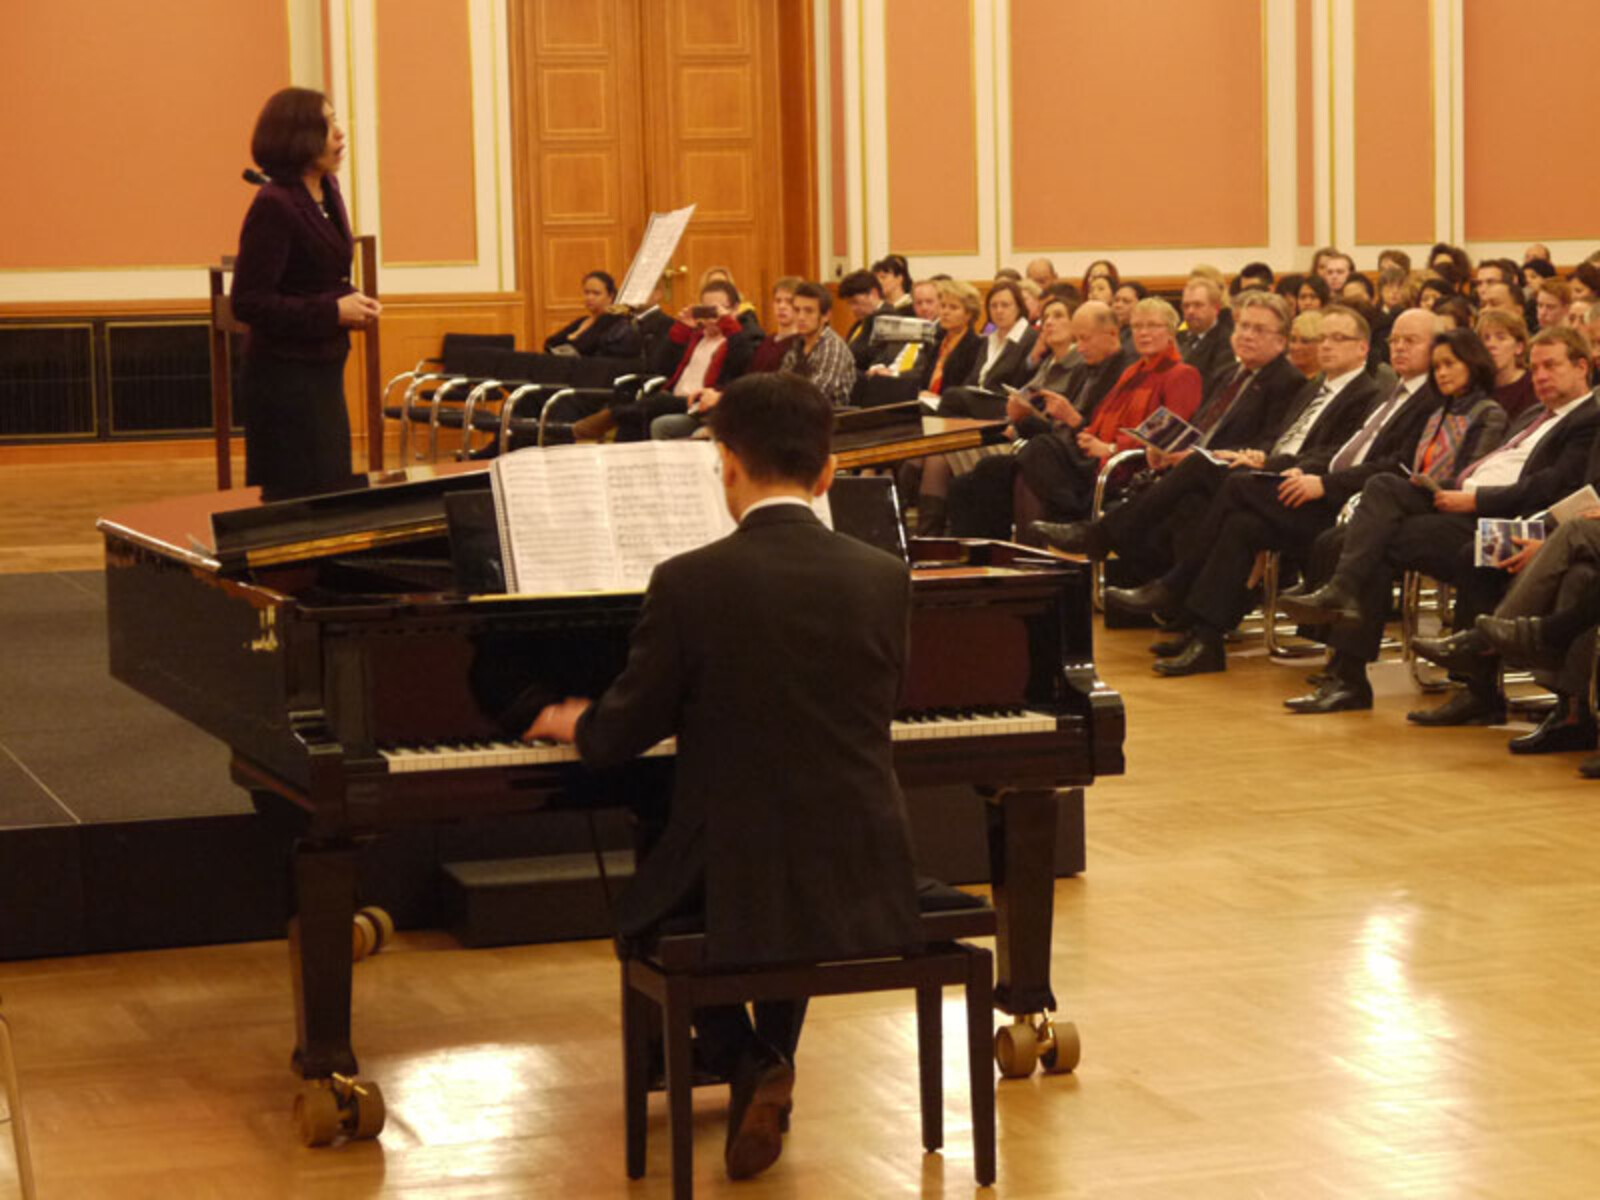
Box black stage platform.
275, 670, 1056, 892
0, 570, 1082, 959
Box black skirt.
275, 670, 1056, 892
240, 353, 355, 501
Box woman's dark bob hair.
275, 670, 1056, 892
251, 87, 331, 181
1432, 326, 1499, 397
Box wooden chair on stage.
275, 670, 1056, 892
619, 882, 998, 1199
0, 999, 37, 1199
208, 235, 384, 491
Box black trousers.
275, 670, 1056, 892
1099, 452, 1242, 581
241, 352, 354, 500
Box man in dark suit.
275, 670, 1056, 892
1179, 276, 1238, 402
1283, 325, 1600, 718
525, 371, 921, 1180
1032, 290, 1305, 575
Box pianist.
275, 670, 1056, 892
525, 371, 922, 1180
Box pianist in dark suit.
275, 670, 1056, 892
231, 87, 380, 500
526, 371, 921, 1180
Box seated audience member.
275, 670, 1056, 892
1434, 296, 1476, 331
544, 270, 642, 358
951, 280, 1039, 398
1297, 274, 1331, 312
1233, 261, 1275, 294
1099, 309, 1454, 677
943, 300, 1134, 537
750, 276, 803, 372
1523, 255, 1557, 292
1082, 259, 1119, 304
1478, 308, 1537, 420
1417, 275, 1455, 311
1525, 243, 1553, 264
1587, 304, 1600, 377
1179, 275, 1238, 400
909, 278, 983, 396
872, 253, 914, 311
1342, 274, 1376, 304
1316, 250, 1355, 293
1282, 326, 1600, 719
1276, 272, 1306, 314
1026, 258, 1059, 289
1287, 309, 1323, 376
643, 282, 755, 438
1572, 263, 1600, 304
864, 278, 944, 379
1078, 297, 1202, 457
777, 282, 857, 409
1535, 278, 1574, 330
698, 266, 766, 342
1429, 242, 1474, 287
1377, 269, 1418, 320
994, 267, 1023, 285
1018, 278, 1043, 322
1569, 299, 1594, 330
838, 269, 891, 369
910, 277, 942, 320
526, 371, 922, 1183
1378, 248, 1413, 274
1110, 281, 1148, 348
1480, 279, 1526, 317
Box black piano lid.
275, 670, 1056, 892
207, 466, 493, 573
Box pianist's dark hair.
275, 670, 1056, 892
251, 87, 331, 182
708, 372, 833, 485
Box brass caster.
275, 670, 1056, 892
1038, 1019, 1080, 1074
993, 1017, 1039, 1079
295, 1075, 387, 1147
358, 906, 395, 953
352, 915, 375, 963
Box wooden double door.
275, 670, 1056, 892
513, 0, 814, 341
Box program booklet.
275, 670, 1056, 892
1121, 406, 1202, 453
489, 441, 830, 593
1547, 483, 1600, 526
1474, 517, 1546, 568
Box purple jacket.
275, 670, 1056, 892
231, 175, 356, 362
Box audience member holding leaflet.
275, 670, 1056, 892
232, 87, 380, 500
1280, 325, 1600, 720
543, 271, 641, 358
524, 373, 921, 1182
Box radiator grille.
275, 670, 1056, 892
106, 323, 213, 434
0, 325, 96, 437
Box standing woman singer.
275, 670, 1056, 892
232, 87, 381, 499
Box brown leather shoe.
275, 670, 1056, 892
570, 408, 618, 441
725, 1053, 794, 1180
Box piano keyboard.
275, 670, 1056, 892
378, 708, 1057, 774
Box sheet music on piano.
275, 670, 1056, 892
489, 441, 832, 594
616, 204, 696, 309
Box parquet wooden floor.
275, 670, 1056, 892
2, 462, 1598, 1198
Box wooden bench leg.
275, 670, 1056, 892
965, 947, 997, 1187
916, 984, 944, 1153
621, 966, 651, 1180
662, 975, 696, 1200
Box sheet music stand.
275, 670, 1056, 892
208, 234, 383, 491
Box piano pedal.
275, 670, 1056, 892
993, 1015, 1079, 1079
295, 1074, 387, 1147
351, 907, 395, 963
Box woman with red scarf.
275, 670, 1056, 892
1075, 297, 1202, 463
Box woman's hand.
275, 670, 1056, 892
337, 292, 382, 327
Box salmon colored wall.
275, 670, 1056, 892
1009, 0, 1266, 250
374, 0, 478, 264
1297, 0, 1315, 247
0, 0, 289, 269
829, 0, 848, 259
1353, 0, 1433, 246
884, 0, 978, 255
1464, 0, 1599, 241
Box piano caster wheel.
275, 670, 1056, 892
1038, 1019, 1080, 1075
295, 1075, 387, 1147
994, 1017, 1039, 1079
352, 906, 394, 962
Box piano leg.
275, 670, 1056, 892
985, 786, 1079, 1078
288, 838, 361, 1079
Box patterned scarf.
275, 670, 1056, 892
1413, 394, 1488, 485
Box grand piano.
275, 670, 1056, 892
98, 461, 1123, 1142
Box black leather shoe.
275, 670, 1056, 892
1032, 520, 1103, 557
1284, 678, 1373, 713
1410, 628, 1492, 675
1152, 633, 1225, 676
1277, 579, 1360, 624
1406, 690, 1506, 726
1475, 613, 1547, 668
1105, 580, 1178, 619
725, 1049, 794, 1180
1150, 631, 1191, 657
1508, 707, 1598, 755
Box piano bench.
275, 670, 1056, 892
618, 883, 997, 1198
